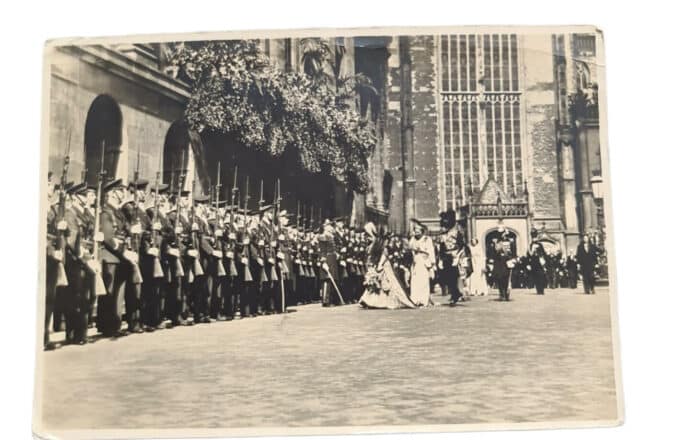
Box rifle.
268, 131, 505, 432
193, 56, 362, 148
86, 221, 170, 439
134, 142, 141, 183
150, 146, 164, 279
275, 179, 286, 312
259, 179, 265, 211
54, 138, 71, 288
230, 165, 238, 224
241, 175, 252, 281
296, 199, 301, 231
188, 178, 204, 281
91, 141, 107, 295
213, 162, 225, 277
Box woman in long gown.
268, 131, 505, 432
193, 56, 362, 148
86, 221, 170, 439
469, 238, 488, 296
359, 224, 417, 309
408, 219, 435, 306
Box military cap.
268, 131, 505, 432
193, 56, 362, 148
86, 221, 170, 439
128, 179, 149, 190
193, 194, 210, 203
103, 178, 124, 193
66, 182, 87, 195
259, 204, 273, 213
152, 183, 169, 193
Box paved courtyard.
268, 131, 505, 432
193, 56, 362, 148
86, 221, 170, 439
39, 287, 619, 431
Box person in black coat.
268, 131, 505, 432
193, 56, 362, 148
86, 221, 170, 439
566, 250, 578, 289
492, 236, 515, 301
527, 228, 547, 295
576, 235, 599, 294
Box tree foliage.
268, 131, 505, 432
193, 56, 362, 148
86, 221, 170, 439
170, 39, 377, 192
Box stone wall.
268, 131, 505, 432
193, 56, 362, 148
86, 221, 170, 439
408, 35, 441, 223
520, 34, 562, 230
47, 46, 187, 186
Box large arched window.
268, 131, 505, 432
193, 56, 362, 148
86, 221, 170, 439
83, 95, 123, 186
438, 34, 523, 210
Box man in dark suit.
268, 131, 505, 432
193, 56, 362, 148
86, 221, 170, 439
527, 228, 548, 295
576, 235, 599, 294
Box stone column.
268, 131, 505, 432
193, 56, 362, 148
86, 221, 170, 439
399, 36, 416, 232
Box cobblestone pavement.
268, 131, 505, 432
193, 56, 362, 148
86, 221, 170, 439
40, 287, 618, 431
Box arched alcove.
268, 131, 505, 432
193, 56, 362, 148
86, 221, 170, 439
83, 95, 123, 186
163, 120, 192, 191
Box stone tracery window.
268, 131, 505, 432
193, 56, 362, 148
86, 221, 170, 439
439, 34, 523, 210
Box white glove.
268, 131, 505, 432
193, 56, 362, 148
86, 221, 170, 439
191, 223, 199, 232
130, 223, 142, 235
147, 247, 160, 257
212, 250, 222, 258
57, 220, 67, 231
225, 251, 234, 259
153, 221, 162, 231
257, 257, 264, 266
270, 240, 277, 247
214, 229, 223, 237
258, 239, 265, 246
277, 251, 285, 259
187, 249, 198, 258
268, 257, 275, 264
86, 258, 100, 273
52, 250, 63, 261
124, 250, 139, 263
229, 232, 237, 240
95, 232, 104, 243
175, 226, 183, 235
242, 238, 250, 245
241, 257, 248, 265
340, 260, 346, 267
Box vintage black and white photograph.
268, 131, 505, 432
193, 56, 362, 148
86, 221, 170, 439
34, 25, 622, 438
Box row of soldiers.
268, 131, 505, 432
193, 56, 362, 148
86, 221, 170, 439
45, 162, 375, 350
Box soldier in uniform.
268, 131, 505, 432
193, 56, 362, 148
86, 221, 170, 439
119, 186, 145, 334
236, 211, 255, 318
141, 183, 171, 330
96, 179, 129, 338
275, 210, 295, 311
527, 228, 548, 295
259, 205, 279, 314
61, 182, 92, 344
318, 219, 341, 307
437, 209, 472, 305
189, 194, 213, 323
333, 218, 351, 303
221, 206, 240, 319
45, 177, 64, 350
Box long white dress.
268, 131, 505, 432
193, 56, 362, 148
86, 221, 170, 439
469, 242, 488, 296
409, 235, 436, 306
359, 249, 417, 309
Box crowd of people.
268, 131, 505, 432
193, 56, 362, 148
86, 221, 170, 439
45, 168, 604, 351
